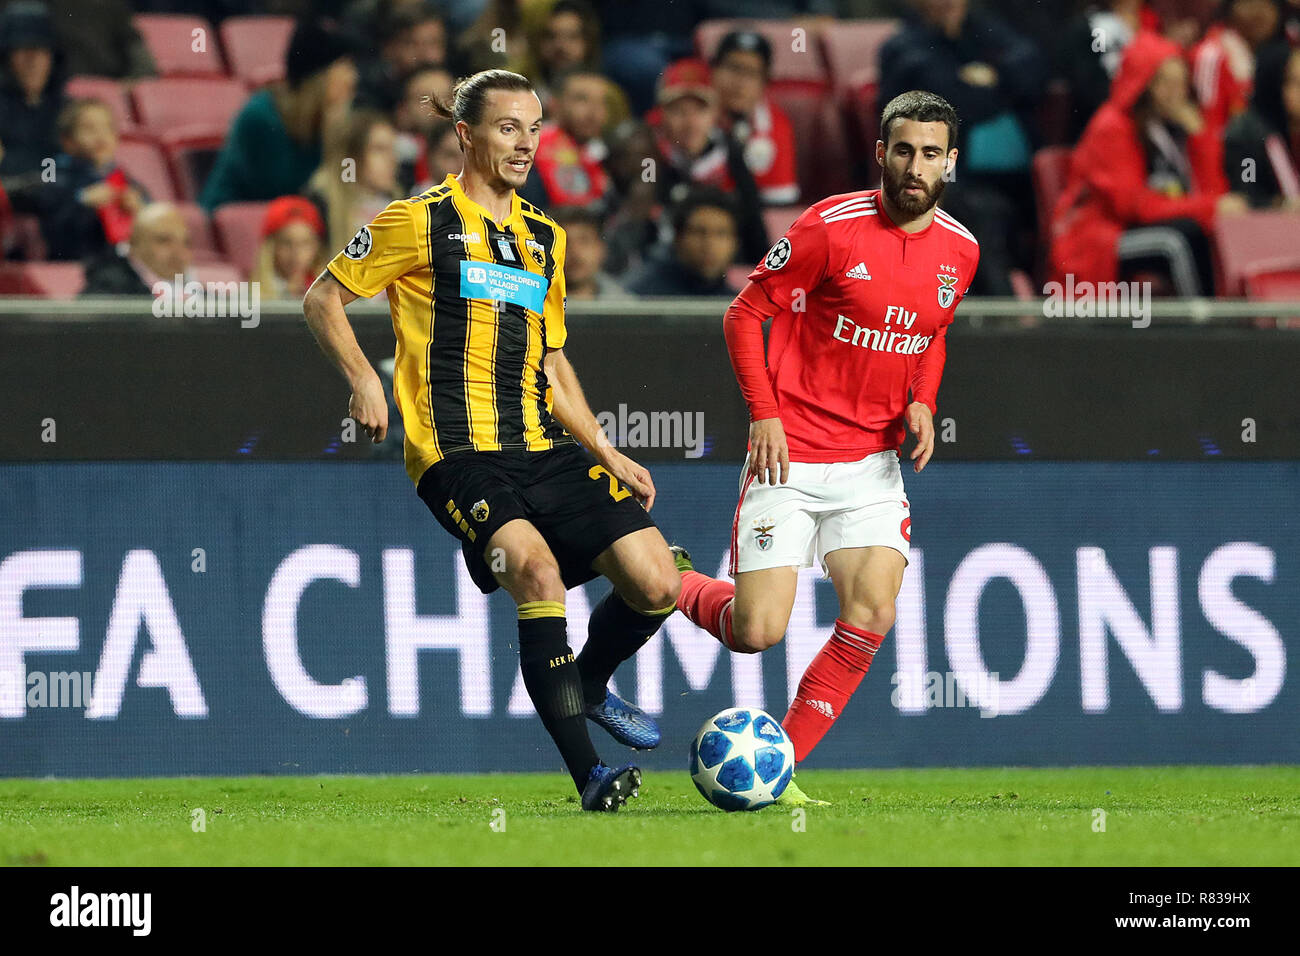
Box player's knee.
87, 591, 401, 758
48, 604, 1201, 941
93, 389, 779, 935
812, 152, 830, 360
730, 620, 785, 654
842, 600, 895, 636
639, 567, 682, 613
508, 552, 565, 602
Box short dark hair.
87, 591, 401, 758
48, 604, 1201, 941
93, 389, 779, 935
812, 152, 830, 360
670, 187, 737, 238
712, 30, 773, 74
428, 69, 536, 129
879, 90, 958, 150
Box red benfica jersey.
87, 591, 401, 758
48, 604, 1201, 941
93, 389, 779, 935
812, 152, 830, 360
742, 189, 979, 463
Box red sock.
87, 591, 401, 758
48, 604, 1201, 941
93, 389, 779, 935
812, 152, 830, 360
677, 570, 737, 649
783, 619, 882, 763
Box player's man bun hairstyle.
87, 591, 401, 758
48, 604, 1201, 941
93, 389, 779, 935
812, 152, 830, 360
880, 90, 959, 150
426, 69, 536, 147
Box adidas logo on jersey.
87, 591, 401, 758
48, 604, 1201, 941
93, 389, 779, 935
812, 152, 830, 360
845, 261, 872, 280
804, 699, 835, 719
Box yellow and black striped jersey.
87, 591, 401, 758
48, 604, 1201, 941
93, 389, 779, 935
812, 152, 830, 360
326, 173, 573, 485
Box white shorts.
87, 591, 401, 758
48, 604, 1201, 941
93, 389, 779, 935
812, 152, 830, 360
729, 449, 911, 576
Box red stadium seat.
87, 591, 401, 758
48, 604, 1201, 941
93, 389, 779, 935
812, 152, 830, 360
220, 16, 294, 87
64, 75, 137, 135
6, 214, 47, 260
176, 202, 220, 263
770, 87, 855, 202
159, 131, 226, 202
192, 261, 246, 284
133, 14, 225, 77
131, 78, 248, 140
117, 135, 178, 202
1244, 265, 1300, 300
0, 262, 86, 298
1031, 146, 1071, 282
1213, 211, 1300, 296
821, 19, 898, 94
1038, 78, 1073, 147
694, 19, 829, 87
212, 202, 270, 278
823, 20, 900, 169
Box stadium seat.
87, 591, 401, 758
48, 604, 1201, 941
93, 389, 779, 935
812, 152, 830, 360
131, 78, 248, 140
821, 19, 898, 94
191, 261, 246, 284
694, 19, 829, 88
63, 76, 137, 135
117, 135, 178, 202
0, 262, 86, 298
6, 214, 47, 260
763, 204, 801, 239
1038, 78, 1073, 147
212, 202, 270, 277
1213, 211, 1300, 296
160, 132, 226, 203
1244, 266, 1300, 300
133, 14, 225, 77
770, 87, 855, 201
176, 202, 220, 263
1031, 146, 1072, 282
220, 16, 294, 87
725, 263, 752, 290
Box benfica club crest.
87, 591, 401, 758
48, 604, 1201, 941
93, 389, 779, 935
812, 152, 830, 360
937, 273, 959, 309
753, 522, 774, 551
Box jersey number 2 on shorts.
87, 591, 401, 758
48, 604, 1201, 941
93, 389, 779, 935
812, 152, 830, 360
588, 465, 631, 502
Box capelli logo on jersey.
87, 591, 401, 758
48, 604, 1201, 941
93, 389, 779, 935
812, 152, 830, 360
448, 232, 482, 243
832, 314, 933, 354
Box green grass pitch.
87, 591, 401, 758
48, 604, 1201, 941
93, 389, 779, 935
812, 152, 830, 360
2, 766, 1296, 866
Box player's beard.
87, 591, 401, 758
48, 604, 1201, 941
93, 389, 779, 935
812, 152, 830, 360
882, 164, 945, 217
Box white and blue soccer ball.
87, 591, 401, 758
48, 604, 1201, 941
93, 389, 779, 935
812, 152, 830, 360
689, 707, 795, 811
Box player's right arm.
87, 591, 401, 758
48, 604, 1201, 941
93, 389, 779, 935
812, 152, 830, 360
726, 207, 832, 485
303, 201, 423, 445
302, 271, 388, 443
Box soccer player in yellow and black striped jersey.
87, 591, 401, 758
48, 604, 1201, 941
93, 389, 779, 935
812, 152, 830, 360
303, 70, 680, 811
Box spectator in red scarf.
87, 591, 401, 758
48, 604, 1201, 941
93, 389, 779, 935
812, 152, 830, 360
648, 58, 769, 265
710, 30, 799, 205
519, 69, 613, 215
42, 98, 147, 261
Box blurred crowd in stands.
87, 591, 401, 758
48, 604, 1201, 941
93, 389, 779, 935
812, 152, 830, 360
0, 0, 1298, 303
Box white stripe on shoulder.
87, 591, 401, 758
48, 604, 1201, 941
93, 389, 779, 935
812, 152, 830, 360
821, 203, 875, 221
820, 195, 876, 218
935, 208, 977, 240
935, 216, 978, 246
823, 210, 878, 223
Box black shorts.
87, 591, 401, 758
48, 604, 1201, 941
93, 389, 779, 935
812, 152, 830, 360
416, 441, 658, 595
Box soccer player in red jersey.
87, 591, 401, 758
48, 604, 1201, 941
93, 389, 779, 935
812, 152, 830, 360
674, 91, 980, 804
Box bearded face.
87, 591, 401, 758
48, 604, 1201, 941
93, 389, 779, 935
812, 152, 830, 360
877, 118, 954, 218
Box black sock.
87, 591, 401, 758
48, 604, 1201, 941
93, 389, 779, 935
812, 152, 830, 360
577, 589, 673, 706
517, 602, 600, 791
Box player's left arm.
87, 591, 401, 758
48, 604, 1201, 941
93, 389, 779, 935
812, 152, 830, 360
539, 224, 656, 509
544, 347, 657, 511
908, 248, 978, 473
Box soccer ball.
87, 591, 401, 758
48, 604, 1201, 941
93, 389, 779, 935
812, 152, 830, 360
689, 707, 795, 811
